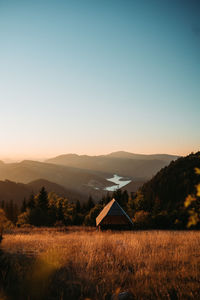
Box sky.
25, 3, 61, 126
0, 0, 199, 161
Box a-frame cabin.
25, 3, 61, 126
96, 198, 133, 230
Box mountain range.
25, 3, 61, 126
46, 151, 179, 179
0, 151, 179, 204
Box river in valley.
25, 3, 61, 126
105, 174, 132, 191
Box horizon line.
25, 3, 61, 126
0, 149, 189, 164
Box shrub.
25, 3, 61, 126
133, 210, 152, 229
0, 208, 13, 231
16, 211, 30, 227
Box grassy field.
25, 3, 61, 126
1, 228, 200, 300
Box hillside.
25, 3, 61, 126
28, 179, 87, 202
136, 152, 200, 222
0, 179, 88, 206
46, 151, 178, 179
0, 180, 32, 205
0, 160, 112, 198
121, 179, 146, 193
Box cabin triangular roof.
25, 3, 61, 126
96, 198, 133, 226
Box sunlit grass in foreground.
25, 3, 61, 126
1, 228, 200, 299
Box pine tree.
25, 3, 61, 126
37, 187, 48, 211
57, 200, 64, 221
86, 196, 95, 212
5, 200, 14, 222
75, 200, 81, 213
112, 189, 122, 204
21, 198, 27, 213
0, 200, 5, 210
122, 190, 129, 206
105, 192, 111, 204
27, 193, 35, 209
127, 196, 135, 218
13, 203, 19, 224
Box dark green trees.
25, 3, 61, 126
37, 187, 48, 211
133, 152, 200, 229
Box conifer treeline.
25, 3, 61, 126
1, 187, 134, 227
0, 199, 19, 224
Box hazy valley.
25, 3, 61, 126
0, 151, 178, 204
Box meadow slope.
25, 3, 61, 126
1, 228, 200, 299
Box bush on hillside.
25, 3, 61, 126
0, 208, 13, 231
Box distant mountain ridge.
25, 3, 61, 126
106, 151, 179, 161
46, 151, 179, 179
47, 151, 179, 161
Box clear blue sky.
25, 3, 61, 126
0, 0, 199, 160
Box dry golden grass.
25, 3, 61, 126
1, 228, 200, 299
